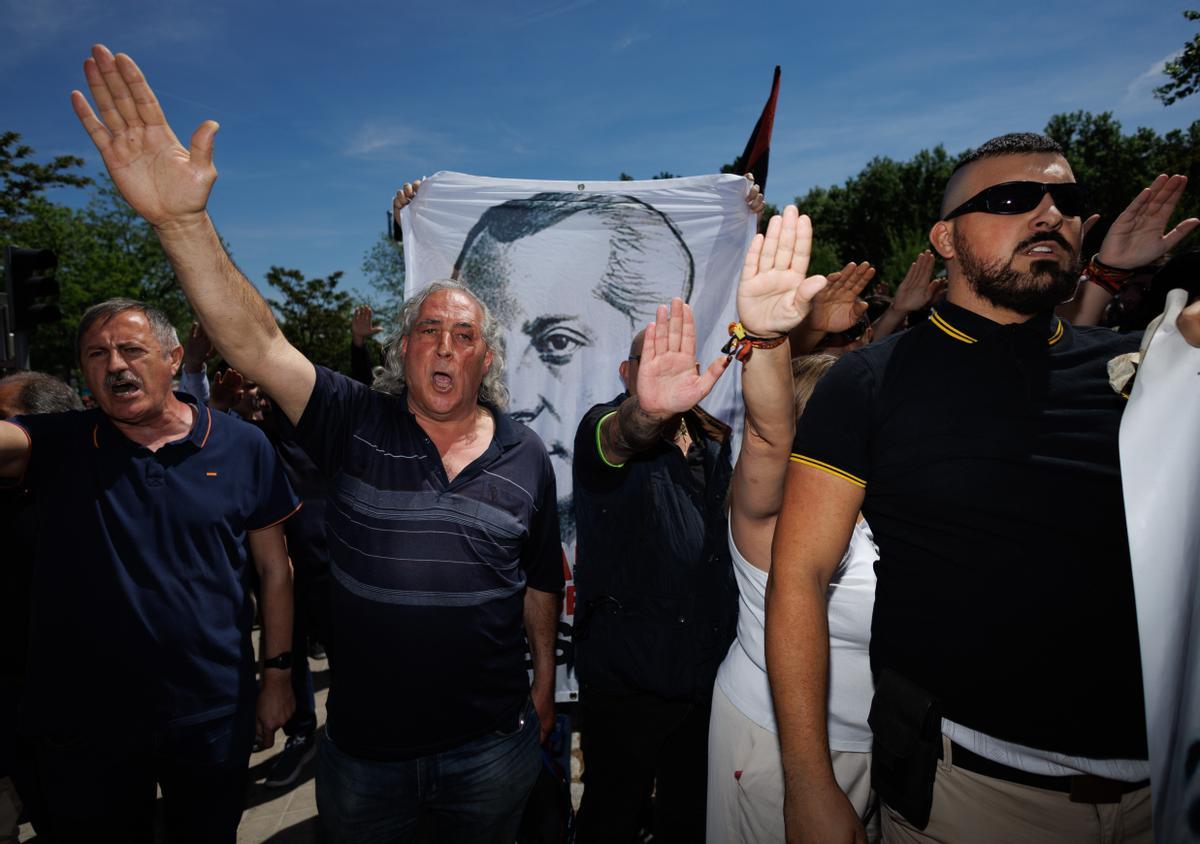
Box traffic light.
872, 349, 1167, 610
4, 246, 61, 332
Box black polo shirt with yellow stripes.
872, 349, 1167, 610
792, 301, 1145, 760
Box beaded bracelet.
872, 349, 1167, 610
721, 321, 788, 363
1080, 254, 1136, 297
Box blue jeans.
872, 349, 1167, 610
316, 698, 541, 844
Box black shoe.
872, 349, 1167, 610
263, 733, 317, 788
308, 640, 327, 661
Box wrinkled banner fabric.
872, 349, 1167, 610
400, 171, 757, 700
1120, 289, 1200, 843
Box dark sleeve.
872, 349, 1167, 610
791, 353, 877, 489
245, 426, 302, 531
571, 402, 627, 495
350, 343, 373, 386
293, 365, 373, 478
522, 446, 565, 594
6, 412, 77, 489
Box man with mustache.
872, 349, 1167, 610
768, 133, 1200, 843
0, 299, 300, 843
63, 47, 564, 843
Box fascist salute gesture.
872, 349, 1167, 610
71, 44, 317, 425
736, 205, 830, 338
72, 45, 217, 230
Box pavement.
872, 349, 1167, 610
17, 645, 585, 843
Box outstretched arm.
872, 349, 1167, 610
71, 45, 314, 424
598, 298, 730, 465
0, 422, 31, 482
731, 206, 828, 567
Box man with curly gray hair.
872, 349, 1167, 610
62, 45, 564, 843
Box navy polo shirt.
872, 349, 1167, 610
293, 366, 563, 761
9, 395, 299, 732
792, 302, 1145, 759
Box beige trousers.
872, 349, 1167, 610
882, 737, 1152, 844
707, 684, 879, 843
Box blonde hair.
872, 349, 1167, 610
791, 354, 838, 419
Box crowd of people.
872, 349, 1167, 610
2, 42, 1200, 844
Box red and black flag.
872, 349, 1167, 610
732, 66, 781, 193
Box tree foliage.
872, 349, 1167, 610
793, 113, 1200, 290
360, 232, 405, 329
0, 131, 91, 243
265, 266, 355, 373
1155, 10, 1200, 106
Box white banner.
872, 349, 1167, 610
400, 171, 756, 700
1120, 289, 1200, 843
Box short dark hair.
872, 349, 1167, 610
0, 371, 84, 415
952, 133, 1064, 175
452, 192, 695, 325
76, 298, 180, 362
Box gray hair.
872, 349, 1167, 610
373, 280, 509, 409
0, 371, 84, 415
76, 298, 181, 361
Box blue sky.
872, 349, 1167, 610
6, 0, 1199, 299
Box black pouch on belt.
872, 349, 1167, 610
867, 669, 941, 830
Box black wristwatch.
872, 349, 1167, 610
263, 651, 293, 671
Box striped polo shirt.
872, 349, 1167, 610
294, 366, 562, 760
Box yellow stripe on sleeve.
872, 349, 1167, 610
788, 453, 867, 488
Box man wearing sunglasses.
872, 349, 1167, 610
769, 132, 1199, 843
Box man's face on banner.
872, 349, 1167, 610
455, 199, 693, 537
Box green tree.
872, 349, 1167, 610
12, 179, 192, 374
796, 146, 957, 283
361, 232, 405, 328
0, 131, 91, 243
265, 266, 355, 373
1156, 10, 1200, 106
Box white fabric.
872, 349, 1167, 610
398, 172, 758, 701
1119, 288, 1200, 841
941, 719, 1150, 781
714, 519, 877, 750
707, 684, 879, 844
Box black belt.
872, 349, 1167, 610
940, 740, 1149, 804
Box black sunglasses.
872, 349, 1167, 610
942, 180, 1086, 221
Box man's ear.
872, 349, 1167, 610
930, 221, 955, 260
169, 344, 184, 375
484, 346, 494, 374
618, 360, 630, 389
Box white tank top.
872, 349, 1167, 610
715, 519, 877, 751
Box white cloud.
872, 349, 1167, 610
1124, 51, 1180, 106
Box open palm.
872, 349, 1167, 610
737, 206, 829, 337
807, 260, 875, 333
1099, 174, 1199, 269
71, 45, 216, 229
637, 299, 730, 417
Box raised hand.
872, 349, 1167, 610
182, 321, 215, 373
393, 180, 422, 226
746, 173, 766, 215
737, 205, 829, 337
1098, 174, 1199, 269
636, 298, 730, 417
71, 45, 216, 230
351, 305, 383, 347
806, 260, 875, 334
891, 250, 944, 314
210, 367, 246, 413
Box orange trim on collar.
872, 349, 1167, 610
92, 424, 99, 449
198, 405, 213, 449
